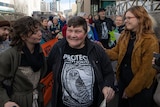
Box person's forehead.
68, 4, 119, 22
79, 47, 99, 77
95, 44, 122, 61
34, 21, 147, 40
0, 26, 10, 30
125, 11, 134, 16
116, 16, 123, 20
43, 19, 48, 21
68, 26, 83, 29
83, 14, 88, 18
53, 18, 58, 20
116, 16, 122, 19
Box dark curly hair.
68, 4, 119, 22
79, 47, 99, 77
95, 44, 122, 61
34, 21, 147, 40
10, 16, 41, 49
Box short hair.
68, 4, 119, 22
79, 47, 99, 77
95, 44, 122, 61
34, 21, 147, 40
115, 15, 123, 19
67, 16, 87, 33
40, 16, 47, 23
10, 16, 41, 49
115, 15, 124, 22
53, 16, 59, 20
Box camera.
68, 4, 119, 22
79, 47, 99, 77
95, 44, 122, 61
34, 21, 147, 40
153, 53, 160, 71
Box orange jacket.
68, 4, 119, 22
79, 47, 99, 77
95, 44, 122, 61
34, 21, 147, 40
106, 32, 159, 97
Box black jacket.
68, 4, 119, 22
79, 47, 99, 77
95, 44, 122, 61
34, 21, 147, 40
95, 17, 115, 40
47, 38, 114, 107
117, 25, 125, 33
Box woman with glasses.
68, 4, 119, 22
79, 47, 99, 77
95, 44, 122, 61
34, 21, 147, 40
96, 6, 159, 107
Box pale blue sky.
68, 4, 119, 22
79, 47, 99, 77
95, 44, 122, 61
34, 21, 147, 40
44, 0, 75, 11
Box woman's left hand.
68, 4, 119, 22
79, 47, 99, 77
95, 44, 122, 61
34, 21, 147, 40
122, 91, 128, 99
94, 41, 106, 51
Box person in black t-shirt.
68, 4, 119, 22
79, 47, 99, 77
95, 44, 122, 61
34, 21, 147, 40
94, 8, 115, 49
47, 16, 115, 107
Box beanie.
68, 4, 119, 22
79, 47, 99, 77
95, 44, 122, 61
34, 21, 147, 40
0, 15, 10, 27
98, 8, 106, 13
49, 16, 53, 21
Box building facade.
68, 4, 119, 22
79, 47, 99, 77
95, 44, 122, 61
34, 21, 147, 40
75, 0, 116, 15
0, 0, 42, 20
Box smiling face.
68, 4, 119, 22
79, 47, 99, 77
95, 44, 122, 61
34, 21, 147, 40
53, 18, 59, 25
66, 26, 87, 49
83, 14, 89, 24
0, 26, 10, 42
98, 10, 106, 20
124, 11, 139, 32
66, 16, 88, 49
115, 16, 123, 27
41, 19, 48, 27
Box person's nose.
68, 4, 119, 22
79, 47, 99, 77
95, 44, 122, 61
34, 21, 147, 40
37, 30, 42, 37
70, 31, 76, 37
124, 19, 128, 23
5, 29, 10, 34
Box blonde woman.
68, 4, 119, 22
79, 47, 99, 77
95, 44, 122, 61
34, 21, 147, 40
96, 6, 159, 107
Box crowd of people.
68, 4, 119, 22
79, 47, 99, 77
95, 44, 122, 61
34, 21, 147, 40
0, 5, 160, 107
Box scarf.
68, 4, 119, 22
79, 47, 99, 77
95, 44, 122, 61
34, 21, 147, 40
21, 44, 44, 72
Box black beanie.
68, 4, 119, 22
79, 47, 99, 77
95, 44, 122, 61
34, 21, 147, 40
0, 15, 10, 27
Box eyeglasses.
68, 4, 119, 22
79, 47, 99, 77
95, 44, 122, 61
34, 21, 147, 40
124, 16, 136, 20
115, 19, 123, 21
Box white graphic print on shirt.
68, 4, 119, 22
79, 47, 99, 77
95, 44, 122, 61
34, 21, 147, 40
101, 22, 108, 39
61, 54, 95, 107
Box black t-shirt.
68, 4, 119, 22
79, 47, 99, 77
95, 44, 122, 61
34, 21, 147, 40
57, 43, 98, 107
120, 32, 135, 86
